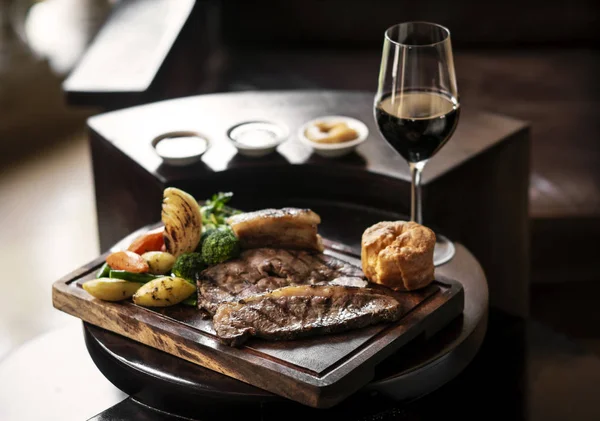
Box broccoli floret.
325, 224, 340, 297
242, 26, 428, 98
196, 224, 228, 252
197, 225, 217, 251
201, 229, 240, 265
172, 252, 206, 282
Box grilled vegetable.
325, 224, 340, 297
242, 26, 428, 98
200, 192, 240, 226
181, 296, 197, 306
201, 229, 240, 266
109, 270, 160, 283
132, 276, 196, 307
196, 224, 230, 252
142, 251, 176, 275
161, 188, 202, 257
96, 263, 111, 278
195, 192, 241, 252
106, 251, 149, 273
83, 278, 143, 301
127, 226, 165, 254
172, 252, 206, 281
199, 224, 218, 246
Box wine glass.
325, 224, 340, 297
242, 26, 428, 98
374, 22, 459, 266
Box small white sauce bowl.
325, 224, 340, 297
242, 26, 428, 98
227, 121, 288, 157
298, 115, 369, 158
151, 131, 210, 166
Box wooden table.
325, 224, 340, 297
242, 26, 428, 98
88, 90, 530, 317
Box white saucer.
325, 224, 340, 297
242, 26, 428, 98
152, 131, 209, 166
227, 121, 288, 157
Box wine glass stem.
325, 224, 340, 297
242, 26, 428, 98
409, 161, 426, 224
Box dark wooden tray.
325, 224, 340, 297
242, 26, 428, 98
52, 239, 463, 408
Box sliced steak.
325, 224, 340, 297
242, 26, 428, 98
197, 248, 366, 316
213, 285, 402, 346
227, 208, 324, 251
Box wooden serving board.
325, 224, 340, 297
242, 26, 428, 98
52, 240, 464, 408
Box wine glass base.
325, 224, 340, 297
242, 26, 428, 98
433, 233, 456, 266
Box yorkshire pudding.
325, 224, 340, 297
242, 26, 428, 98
361, 221, 436, 291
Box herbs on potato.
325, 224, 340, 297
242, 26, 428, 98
142, 251, 176, 275
132, 276, 196, 307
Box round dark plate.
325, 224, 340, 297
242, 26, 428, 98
87, 201, 488, 418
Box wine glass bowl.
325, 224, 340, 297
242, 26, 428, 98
374, 22, 459, 266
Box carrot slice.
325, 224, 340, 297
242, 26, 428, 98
107, 251, 149, 273
127, 227, 165, 254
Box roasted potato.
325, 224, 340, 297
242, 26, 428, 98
132, 276, 196, 307
142, 251, 176, 275
162, 188, 203, 257
83, 278, 143, 301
